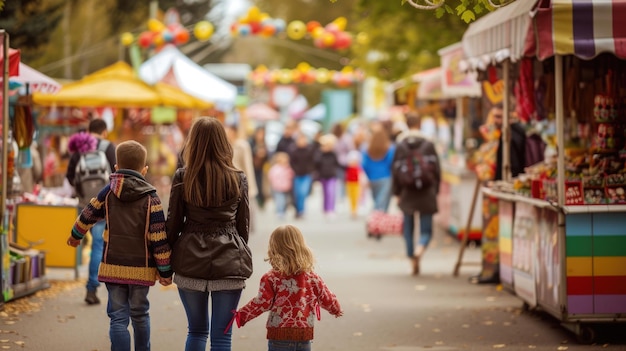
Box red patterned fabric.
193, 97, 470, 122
366, 211, 403, 235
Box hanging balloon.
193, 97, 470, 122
296, 62, 311, 73
194, 21, 214, 42
311, 27, 325, 39
121, 32, 134, 47
153, 33, 165, 47
260, 24, 276, 37
291, 70, 303, 83
138, 32, 154, 48
247, 6, 262, 22
322, 32, 336, 47
162, 30, 174, 43
278, 69, 292, 84
316, 68, 331, 84
238, 24, 252, 36
332, 17, 348, 31
273, 19, 286, 32
148, 18, 165, 33
249, 21, 262, 35
286, 20, 307, 40
356, 32, 369, 46
306, 21, 322, 33
324, 23, 340, 34
334, 32, 352, 50
174, 28, 190, 44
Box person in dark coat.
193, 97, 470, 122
492, 106, 527, 180
289, 134, 317, 219
392, 114, 441, 276
315, 134, 341, 217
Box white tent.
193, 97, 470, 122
139, 45, 238, 110
12, 63, 61, 94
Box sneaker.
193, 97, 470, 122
85, 290, 100, 305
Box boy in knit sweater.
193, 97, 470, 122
234, 225, 342, 351
67, 140, 173, 351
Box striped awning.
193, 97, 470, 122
532, 0, 626, 60
462, 0, 538, 71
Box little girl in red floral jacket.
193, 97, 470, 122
233, 224, 343, 351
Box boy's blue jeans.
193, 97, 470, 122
273, 191, 289, 216
178, 288, 242, 351
105, 283, 151, 351
87, 220, 105, 292
402, 212, 434, 258
268, 340, 312, 351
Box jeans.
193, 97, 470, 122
273, 191, 289, 216
402, 212, 434, 258
268, 340, 312, 351
293, 175, 312, 216
369, 177, 392, 212
320, 178, 337, 213
178, 288, 242, 351
88, 219, 105, 292
106, 283, 151, 351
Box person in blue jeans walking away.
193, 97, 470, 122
166, 117, 253, 351
67, 140, 173, 351
288, 134, 317, 219
392, 113, 441, 275
361, 123, 395, 212
233, 224, 343, 351
65, 118, 117, 305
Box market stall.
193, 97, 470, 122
436, 43, 483, 244
461, 0, 626, 342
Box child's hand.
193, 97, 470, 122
335, 310, 344, 317
66, 236, 81, 248
158, 276, 172, 286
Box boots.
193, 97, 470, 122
85, 290, 100, 305
411, 246, 425, 276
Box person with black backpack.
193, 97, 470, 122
66, 119, 116, 305
392, 113, 441, 276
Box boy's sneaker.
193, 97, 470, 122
85, 290, 100, 305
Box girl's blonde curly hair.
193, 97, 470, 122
266, 225, 315, 275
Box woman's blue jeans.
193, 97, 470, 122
178, 288, 242, 351
402, 212, 434, 258
293, 175, 313, 216
87, 219, 105, 292
268, 340, 312, 351
369, 177, 392, 212
105, 283, 150, 351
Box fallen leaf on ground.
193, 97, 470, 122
13, 341, 24, 346
528, 346, 536, 349
493, 344, 506, 348
557, 347, 568, 350
414, 324, 421, 328
432, 328, 441, 333
353, 332, 363, 337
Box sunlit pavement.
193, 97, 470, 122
2, 184, 625, 350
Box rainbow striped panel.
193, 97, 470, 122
566, 213, 626, 314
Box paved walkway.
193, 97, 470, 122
1, 185, 624, 350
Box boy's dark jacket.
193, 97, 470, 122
70, 169, 173, 286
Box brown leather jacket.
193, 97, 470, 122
166, 168, 252, 281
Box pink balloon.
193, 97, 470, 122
325, 23, 340, 34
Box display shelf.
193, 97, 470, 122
11, 276, 49, 301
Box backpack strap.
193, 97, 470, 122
97, 139, 110, 152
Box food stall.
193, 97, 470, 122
462, 0, 626, 343
436, 43, 483, 244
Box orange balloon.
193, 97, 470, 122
322, 32, 336, 47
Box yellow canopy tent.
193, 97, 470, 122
33, 61, 211, 109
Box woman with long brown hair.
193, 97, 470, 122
166, 117, 252, 351
361, 122, 395, 212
